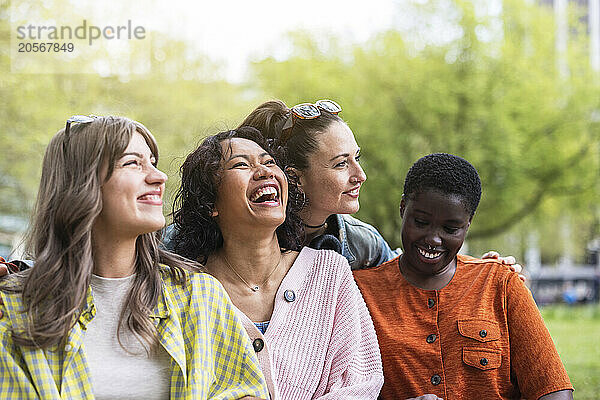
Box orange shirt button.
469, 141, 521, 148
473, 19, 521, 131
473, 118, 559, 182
431, 374, 442, 385
426, 334, 437, 343
480, 358, 489, 366
427, 298, 435, 308
479, 329, 487, 338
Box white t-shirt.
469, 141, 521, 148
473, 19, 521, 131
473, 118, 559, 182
84, 274, 171, 400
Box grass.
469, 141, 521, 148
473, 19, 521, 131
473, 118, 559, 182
540, 304, 600, 400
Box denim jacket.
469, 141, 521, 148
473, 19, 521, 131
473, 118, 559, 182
163, 215, 400, 270
311, 214, 400, 270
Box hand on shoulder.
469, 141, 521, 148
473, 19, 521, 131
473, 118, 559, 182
481, 250, 525, 281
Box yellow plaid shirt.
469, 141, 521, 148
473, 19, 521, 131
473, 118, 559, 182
0, 268, 269, 399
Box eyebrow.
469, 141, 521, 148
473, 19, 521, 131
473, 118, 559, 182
226, 152, 270, 162
441, 218, 466, 224
121, 152, 144, 158
119, 152, 156, 160
329, 148, 361, 162
414, 209, 432, 216
414, 209, 467, 224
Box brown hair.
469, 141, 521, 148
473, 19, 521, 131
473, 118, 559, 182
3, 116, 198, 352
238, 99, 345, 170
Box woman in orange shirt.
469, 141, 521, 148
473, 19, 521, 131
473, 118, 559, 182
353, 153, 573, 400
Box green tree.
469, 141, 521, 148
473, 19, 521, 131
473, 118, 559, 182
250, 0, 600, 261
0, 0, 252, 219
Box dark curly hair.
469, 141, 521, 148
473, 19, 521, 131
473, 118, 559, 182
403, 153, 482, 216
170, 126, 304, 263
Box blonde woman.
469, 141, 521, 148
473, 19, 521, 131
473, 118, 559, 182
0, 116, 268, 399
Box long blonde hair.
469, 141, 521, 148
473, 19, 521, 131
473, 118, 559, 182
6, 116, 197, 351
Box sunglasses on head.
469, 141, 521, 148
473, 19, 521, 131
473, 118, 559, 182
280, 99, 342, 143
62, 115, 97, 153
64, 115, 96, 138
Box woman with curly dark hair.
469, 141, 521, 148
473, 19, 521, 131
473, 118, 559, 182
170, 127, 383, 399
170, 127, 303, 264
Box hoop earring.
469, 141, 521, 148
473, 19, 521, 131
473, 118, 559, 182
296, 188, 307, 210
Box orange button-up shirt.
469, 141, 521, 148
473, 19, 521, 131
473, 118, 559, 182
353, 255, 573, 400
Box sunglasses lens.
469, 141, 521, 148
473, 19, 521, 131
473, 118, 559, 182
293, 104, 321, 119
67, 115, 95, 124
315, 100, 341, 114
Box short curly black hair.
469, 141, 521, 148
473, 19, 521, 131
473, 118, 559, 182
170, 126, 304, 263
403, 153, 482, 216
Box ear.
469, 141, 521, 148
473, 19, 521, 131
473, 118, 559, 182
466, 214, 474, 229
285, 166, 303, 187
399, 195, 406, 218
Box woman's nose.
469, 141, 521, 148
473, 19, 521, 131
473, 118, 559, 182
424, 230, 442, 247
351, 161, 367, 183
254, 164, 274, 179
356, 164, 367, 182
147, 164, 167, 184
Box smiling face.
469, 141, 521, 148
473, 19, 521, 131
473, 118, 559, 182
213, 138, 288, 231
399, 189, 472, 286
296, 121, 367, 224
94, 131, 167, 239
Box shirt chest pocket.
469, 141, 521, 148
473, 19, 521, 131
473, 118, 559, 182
458, 319, 502, 370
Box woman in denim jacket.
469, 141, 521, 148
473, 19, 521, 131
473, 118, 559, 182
238, 99, 518, 271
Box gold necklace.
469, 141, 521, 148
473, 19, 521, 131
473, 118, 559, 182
222, 253, 283, 292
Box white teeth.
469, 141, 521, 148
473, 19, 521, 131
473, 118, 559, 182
140, 194, 160, 200
418, 248, 442, 259
250, 186, 278, 202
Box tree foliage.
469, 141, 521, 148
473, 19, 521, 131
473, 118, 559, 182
0, 0, 252, 219
250, 0, 600, 260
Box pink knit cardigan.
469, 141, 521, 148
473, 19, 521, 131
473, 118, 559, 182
234, 247, 383, 399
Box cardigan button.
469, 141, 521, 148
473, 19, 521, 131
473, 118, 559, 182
64, 344, 72, 352
427, 298, 435, 308
431, 374, 441, 385
253, 338, 264, 353
284, 290, 296, 302
479, 329, 487, 338
426, 334, 437, 343
480, 357, 489, 366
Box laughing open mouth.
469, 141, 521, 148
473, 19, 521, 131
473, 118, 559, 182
250, 185, 279, 204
